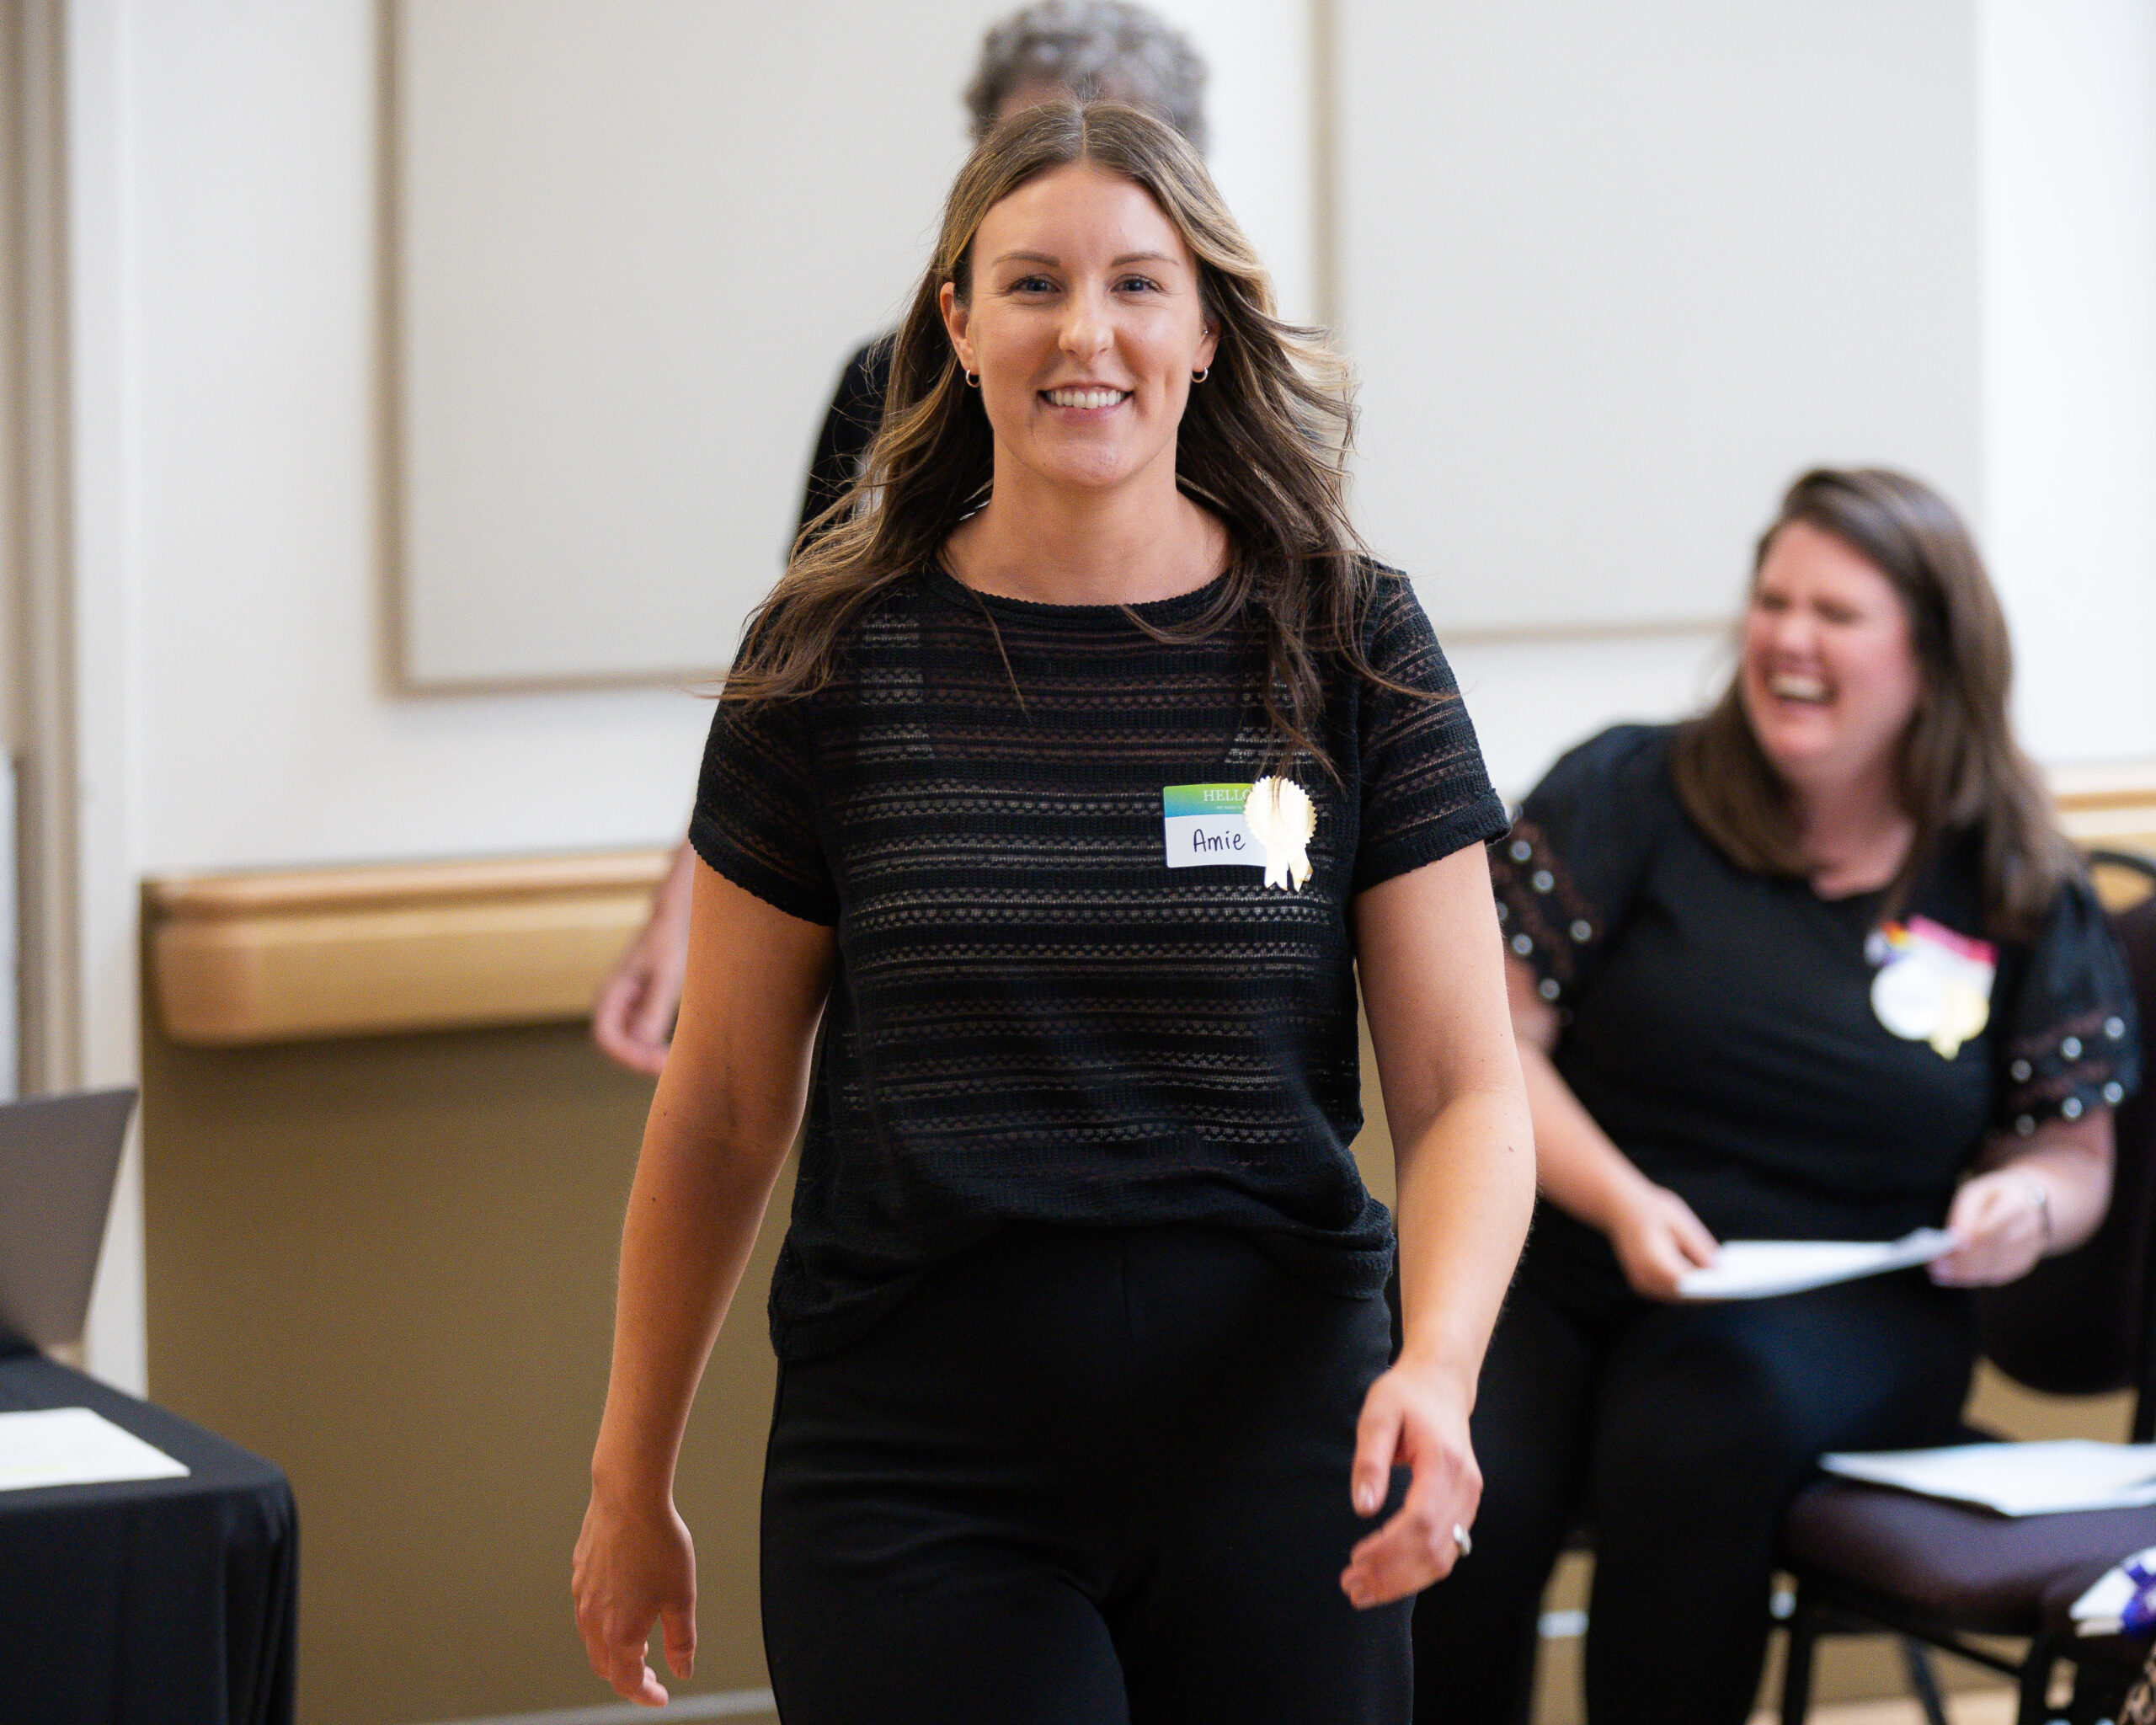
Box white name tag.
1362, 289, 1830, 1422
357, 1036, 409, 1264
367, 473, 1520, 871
1162, 782, 1259, 868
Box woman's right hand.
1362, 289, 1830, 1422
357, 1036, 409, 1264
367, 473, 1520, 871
591, 843, 696, 1077
1605, 1181, 1720, 1300
572, 1487, 697, 1705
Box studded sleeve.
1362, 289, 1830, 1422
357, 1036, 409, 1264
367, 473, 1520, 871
1992, 873, 2141, 1138
1487, 724, 1674, 1011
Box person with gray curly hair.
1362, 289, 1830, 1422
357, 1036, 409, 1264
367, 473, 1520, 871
964, 0, 1208, 153
590, 3, 1213, 1079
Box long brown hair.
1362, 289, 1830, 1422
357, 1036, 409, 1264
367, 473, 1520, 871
1671, 467, 2072, 939
726, 99, 1390, 781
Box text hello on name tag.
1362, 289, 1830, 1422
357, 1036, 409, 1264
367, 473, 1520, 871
1162, 782, 1260, 868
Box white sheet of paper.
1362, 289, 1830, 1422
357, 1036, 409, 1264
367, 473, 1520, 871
0, 1406, 190, 1493
1676, 1228, 1955, 1300
2069, 1544, 2156, 1633
1819, 1439, 2156, 1517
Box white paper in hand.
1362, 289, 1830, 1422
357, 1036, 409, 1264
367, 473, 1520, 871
0, 1406, 189, 1493
1676, 1229, 1955, 1300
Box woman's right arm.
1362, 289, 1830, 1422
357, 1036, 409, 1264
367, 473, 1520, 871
1507, 954, 1718, 1300
590, 841, 697, 1077
572, 860, 835, 1705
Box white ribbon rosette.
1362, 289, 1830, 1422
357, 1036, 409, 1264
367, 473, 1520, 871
1243, 777, 1315, 891
1867, 916, 1995, 1060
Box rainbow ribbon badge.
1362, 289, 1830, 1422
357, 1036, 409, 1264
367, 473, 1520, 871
1867, 915, 1996, 1060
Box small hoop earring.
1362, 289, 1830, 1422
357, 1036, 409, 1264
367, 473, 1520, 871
964, 370, 981, 388
1192, 366, 1209, 382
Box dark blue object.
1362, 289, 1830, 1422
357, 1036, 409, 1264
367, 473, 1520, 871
2116, 1555, 2156, 1635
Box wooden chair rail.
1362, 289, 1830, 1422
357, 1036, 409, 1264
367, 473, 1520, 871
141, 765, 2156, 1047
147, 849, 675, 1045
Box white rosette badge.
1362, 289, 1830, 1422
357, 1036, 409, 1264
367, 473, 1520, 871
1243, 777, 1316, 891
1867, 916, 1996, 1060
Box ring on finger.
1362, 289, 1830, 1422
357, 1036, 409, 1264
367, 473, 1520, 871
1452, 1521, 1473, 1558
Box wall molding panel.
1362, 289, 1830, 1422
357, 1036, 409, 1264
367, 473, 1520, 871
147, 849, 670, 1044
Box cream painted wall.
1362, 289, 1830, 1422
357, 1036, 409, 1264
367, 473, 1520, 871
392, 0, 1314, 689
1, 13, 18, 761
71, 0, 147, 1391
124, 0, 1315, 879
1335, 0, 1983, 641
1, 18, 21, 1099
1449, 629, 1729, 804
1358, 0, 2156, 801
1330, 0, 1989, 813
102, 0, 2156, 954
1979, 0, 2156, 767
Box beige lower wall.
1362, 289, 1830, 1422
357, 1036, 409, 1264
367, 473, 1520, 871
140, 1007, 789, 1724
139, 998, 2127, 1724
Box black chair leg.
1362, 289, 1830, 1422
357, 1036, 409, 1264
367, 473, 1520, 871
2018, 1638, 2058, 1725
2068, 1653, 2134, 1725
1899, 1637, 1951, 1725
1780, 1601, 1819, 1725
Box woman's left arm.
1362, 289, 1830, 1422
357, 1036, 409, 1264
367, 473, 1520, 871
1930, 1111, 2114, 1287
1338, 844, 1536, 1610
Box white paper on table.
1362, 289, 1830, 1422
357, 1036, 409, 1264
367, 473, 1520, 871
0, 1406, 189, 1493
1675, 1228, 1955, 1300
1818, 1440, 2156, 1517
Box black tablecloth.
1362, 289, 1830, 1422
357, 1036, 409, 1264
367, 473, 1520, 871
0, 1348, 296, 1725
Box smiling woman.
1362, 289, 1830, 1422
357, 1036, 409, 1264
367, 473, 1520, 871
937, 163, 1219, 550
569, 101, 1536, 1725
723, 101, 1389, 777
1680, 470, 2073, 937
1412, 469, 2141, 1725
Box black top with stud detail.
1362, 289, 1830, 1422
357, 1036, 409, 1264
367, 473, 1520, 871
691, 563, 1508, 1359
1491, 724, 2141, 1283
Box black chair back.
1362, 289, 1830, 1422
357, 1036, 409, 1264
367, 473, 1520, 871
1974, 861, 2156, 1430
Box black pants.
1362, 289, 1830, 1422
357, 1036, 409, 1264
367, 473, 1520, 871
760, 1224, 1412, 1724
1412, 1252, 1975, 1725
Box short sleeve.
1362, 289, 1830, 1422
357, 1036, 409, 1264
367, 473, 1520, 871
1992, 873, 2142, 1136
1488, 724, 1673, 1007
1351, 576, 1510, 893
689, 692, 840, 927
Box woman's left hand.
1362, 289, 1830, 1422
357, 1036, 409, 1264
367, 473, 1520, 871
1930, 1167, 2050, 1287
1338, 1359, 1481, 1609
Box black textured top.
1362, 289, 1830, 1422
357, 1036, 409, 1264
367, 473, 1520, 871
692, 564, 1508, 1358
1492, 724, 2141, 1282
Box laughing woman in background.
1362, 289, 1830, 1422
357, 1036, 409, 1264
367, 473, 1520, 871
1413, 468, 2140, 1725
573, 101, 1533, 1724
